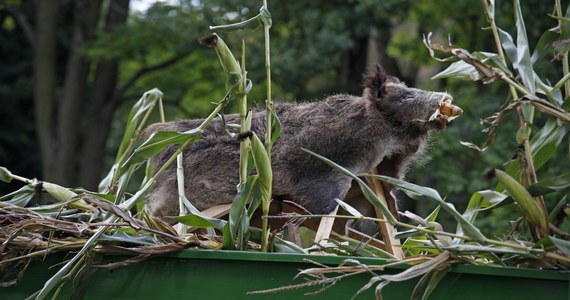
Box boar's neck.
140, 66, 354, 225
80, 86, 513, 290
269, 96, 430, 176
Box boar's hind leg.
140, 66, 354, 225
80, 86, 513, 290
146, 169, 179, 221
295, 175, 352, 214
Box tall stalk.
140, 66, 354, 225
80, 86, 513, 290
238, 40, 251, 188
481, 0, 548, 238
556, 0, 570, 98
260, 0, 273, 252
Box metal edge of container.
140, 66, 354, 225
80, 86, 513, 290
160, 249, 570, 281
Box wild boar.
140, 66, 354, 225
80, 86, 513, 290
145, 64, 462, 224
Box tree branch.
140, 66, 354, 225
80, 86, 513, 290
115, 53, 189, 98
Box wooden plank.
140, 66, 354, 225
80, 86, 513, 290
200, 203, 232, 218
366, 168, 404, 259
310, 204, 339, 254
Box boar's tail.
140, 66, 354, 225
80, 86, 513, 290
362, 64, 388, 101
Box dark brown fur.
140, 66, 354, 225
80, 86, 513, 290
145, 65, 459, 224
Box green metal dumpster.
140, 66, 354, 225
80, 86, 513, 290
4, 250, 569, 299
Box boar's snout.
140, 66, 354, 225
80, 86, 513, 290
440, 102, 463, 118
427, 93, 462, 129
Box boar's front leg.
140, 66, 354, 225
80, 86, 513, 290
293, 173, 353, 214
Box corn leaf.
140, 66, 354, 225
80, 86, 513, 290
441, 244, 532, 255
226, 175, 258, 248
531, 30, 558, 65
250, 133, 272, 198
497, 28, 517, 67
513, 0, 536, 94
414, 267, 450, 300
99, 89, 163, 192
1, 185, 35, 207
116, 89, 163, 161
549, 236, 570, 256
0, 166, 12, 183
372, 175, 487, 243
120, 129, 201, 172
431, 60, 480, 81
174, 214, 223, 229
463, 190, 509, 223
99, 232, 157, 246
530, 119, 567, 171
335, 198, 363, 218
527, 173, 570, 196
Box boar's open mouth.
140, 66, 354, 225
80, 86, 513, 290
428, 94, 462, 126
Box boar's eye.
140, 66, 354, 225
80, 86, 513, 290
400, 93, 415, 101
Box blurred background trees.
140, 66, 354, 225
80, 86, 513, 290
0, 0, 567, 232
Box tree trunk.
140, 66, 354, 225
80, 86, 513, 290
79, 0, 130, 191
338, 36, 368, 95
55, 0, 102, 186
33, 0, 59, 184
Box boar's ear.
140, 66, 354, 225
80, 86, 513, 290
362, 64, 389, 101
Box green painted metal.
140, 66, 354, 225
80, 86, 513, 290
4, 250, 569, 299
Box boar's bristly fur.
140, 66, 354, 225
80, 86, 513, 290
145, 64, 460, 221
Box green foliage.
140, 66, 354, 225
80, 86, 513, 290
424, 0, 570, 237
2, 0, 570, 298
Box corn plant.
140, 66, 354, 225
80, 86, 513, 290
250, 0, 570, 298
0, 2, 286, 297
2, 1, 570, 299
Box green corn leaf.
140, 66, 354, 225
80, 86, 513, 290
335, 198, 363, 218
331, 232, 396, 259
378, 251, 451, 285
99, 232, 157, 246
535, 75, 563, 105
117, 89, 163, 160
431, 60, 480, 81
527, 173, 570, 196
514, 0, 536, 94
173, 214, 223, 229
441, 244, 531, 255
531, 30, 558, 65
527, 97, 570, 123
473, 51, 512, 75
209, 10, 264, 32
414, 267, 450, 300
549, 236, 570, 256
549, 196, 568, 222
250, 132, 272, 199
530, 119, 567, 170
120, 129, 201, 172
497, 27, 517, 64
247, 226, 306, 253
270, 108, 282, 145
372, 175, 486, 243
0, 166, 12, 183
99, 89, 163, 192
228, 175, 258, 246
401, 206, 443, 255
0, 184, 34, 204
426, 205, 441, 222
463, 190, 509, 223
